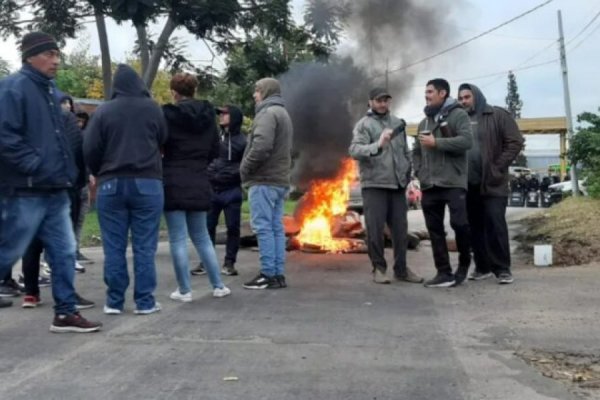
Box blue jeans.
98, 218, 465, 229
0, 191, 77, 315
165, 211, 225, 293
248, 185, 288, 277
96, 178, 163, 311
207, 186, 243, 264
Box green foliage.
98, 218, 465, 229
0, 58, 11, 78
505, 70, 523, 119
54, 40, 103, 98
569, 109, 600, 198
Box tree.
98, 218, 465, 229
569, 109, 600, 198
54, 40, 103, 98
505, 70, 523, 119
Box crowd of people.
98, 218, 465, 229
0, 31, 525, 334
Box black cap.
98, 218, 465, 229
21, 32, 59, 62
369, 87, 392, 100
215, 106, 229, 115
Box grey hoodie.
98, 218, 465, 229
460, 83, 488, 185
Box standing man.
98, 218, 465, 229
414, 79, 473, 288
458, 83, 524, 284
206, 105, 247, 276
241, 78, 293, 290
0, 31, 102, 333
349, 87, 423, 284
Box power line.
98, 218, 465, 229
376, 0, 554, 77
565, 8, 600, 45
567, 20, 600, 52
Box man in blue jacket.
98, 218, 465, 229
0, 32, 101, 332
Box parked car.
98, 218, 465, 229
347, 178, 422, 213
548, 179, 588, 196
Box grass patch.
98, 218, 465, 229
81, 200, 297, 248
517, 197, 600, 265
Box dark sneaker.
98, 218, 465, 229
395, 268, 424, 284
468, 271, 494, 281
0, 280, 21, 297
18, 274, 51, 289
453, 265, 470, 286
243, 273, 273, 290
0, 297, 13, 308
50, 312, 102, 333
498, 272, 514, 285
268, 275, 287, 289
221, 262, 238, 276
22, 295, 43, 308
424, 273, 456, 288
75, 293, 95, 310
191, 263, 206, 276
76, 252, 94, 265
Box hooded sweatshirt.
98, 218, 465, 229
162, 98, 219, 211
83, 64, 167, 182
206, 105, 247, 192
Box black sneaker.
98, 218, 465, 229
191, 263, 206, 276
17, 274, 51, 289
424, 273, 456, 288
0, 279, 21, 297
453, 265, 469, 286
221, 262, 238, 276
243, 273, 273, 290
0, 297, 13, 308
75, 293, 95, 310
50, 312, 102, 333
268, 275, 287, 289
76, 252, 94, 265
497, 272, 514, 285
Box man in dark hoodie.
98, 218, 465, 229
84, 64, 167, 315
458, 83, 524, 285
414, 78, 473, 288
0, 31, 101, 332
241, 78, 293, 290
204, 105, 247, 277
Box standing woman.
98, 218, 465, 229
162, 73, 231, 302
84, 64, 167, 315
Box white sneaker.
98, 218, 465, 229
75, 262, 86, 273
170, 289, 192, 303
213, 286, 231, 298
134, 302, 162, 315
103, 305, 122, 315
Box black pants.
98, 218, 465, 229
362, 187, 408, 276
467, 185, 511, 276
207, 186, 243, 264
20, 188, 81, 295
421, 187, 471, 275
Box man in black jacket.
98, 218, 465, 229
0, 31, 101, 332
201, 105, 247, 277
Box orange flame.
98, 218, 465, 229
296, 158, 357, 252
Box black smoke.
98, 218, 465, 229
280, 0, 457, 186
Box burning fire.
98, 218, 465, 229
295, 158, 358, 252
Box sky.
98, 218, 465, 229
0, 0, 598, 152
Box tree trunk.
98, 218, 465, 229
94, 8, 112, 100
135, 23, 150, 77
143, 14, 177, 88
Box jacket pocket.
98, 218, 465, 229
97, 178, 118, 196
135, 178, 163, 195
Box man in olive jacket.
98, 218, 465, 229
414, 79, 473, 288
458, 83, 524, 285
349, 87, 423, 285
241, 78, 293, 290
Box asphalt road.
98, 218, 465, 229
0, 206, 596, 400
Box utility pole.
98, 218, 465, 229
385, 58, 389, 91
557, 10, 579, 195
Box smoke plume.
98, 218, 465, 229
280, 0, 457, 187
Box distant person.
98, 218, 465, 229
84, 64, 167, 315
0, 31, 101, 333
349, 87, 423, 284
162, 73, 231, 302
413, 78, 473, 288
241, 78, 293, 290
458, 83, 523, 285
204, 105, 247, 277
